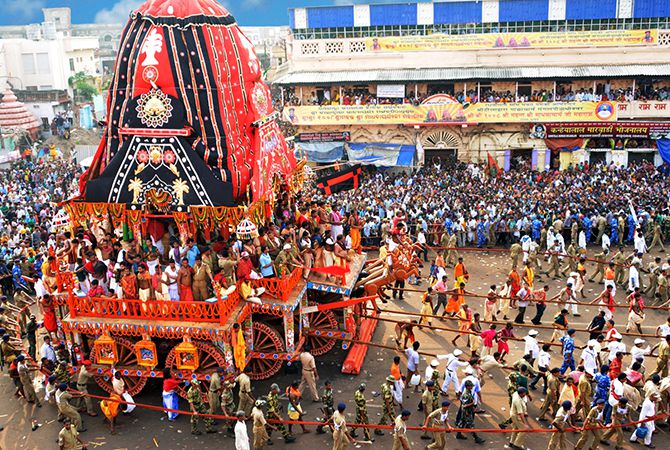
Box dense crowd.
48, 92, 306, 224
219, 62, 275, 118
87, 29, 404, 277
281, 85, 670, 108
1, 155, 670, 450
317, 161, 670, 252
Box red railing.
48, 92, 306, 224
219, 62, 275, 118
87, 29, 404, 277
67, 289, 242, 326
252, 267, 302, 302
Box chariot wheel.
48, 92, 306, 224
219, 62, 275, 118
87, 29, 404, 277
248, 322, 284, 380
92, 337, 147, 396
304, 302, 338, 356
165, 340, 227, 401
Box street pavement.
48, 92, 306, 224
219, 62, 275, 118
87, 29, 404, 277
1, 246, 669, 449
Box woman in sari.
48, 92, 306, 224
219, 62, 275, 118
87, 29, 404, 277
162, 368, 180, 421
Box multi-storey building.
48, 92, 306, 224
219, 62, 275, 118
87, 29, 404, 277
275, 1, 670, 169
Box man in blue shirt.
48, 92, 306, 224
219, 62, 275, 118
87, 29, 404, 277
559, 329, 576, 374
593, 365, 611, 406
259, 246, 274, 278
185, 239, 200, 267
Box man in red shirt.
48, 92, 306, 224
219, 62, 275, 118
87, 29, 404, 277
608, 352, 623, 379
236, 251, 257, 281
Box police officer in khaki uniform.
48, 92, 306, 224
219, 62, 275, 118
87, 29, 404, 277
420, 380, 435, 440
16, 355, 41, 407
235, 368, 254, 416
575, 399, 606, 450
423, 400, 451, 450
509, 387, 530, 450
613, 247, 626, 285
298, 345, 319, 402
75, 360, 96, 416
392, 410, 411, 450
208, 367, 224, 415
330, 402, 355, 450
56, 383, 86, 432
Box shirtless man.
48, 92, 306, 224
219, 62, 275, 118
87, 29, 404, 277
136, 263, 154, 311
177, 259, 194, 302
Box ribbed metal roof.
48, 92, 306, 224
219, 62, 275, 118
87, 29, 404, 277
274, 64, 670, 85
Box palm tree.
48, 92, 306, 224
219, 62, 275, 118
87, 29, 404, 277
129, 177, 143, 204
172, 179, 190, 205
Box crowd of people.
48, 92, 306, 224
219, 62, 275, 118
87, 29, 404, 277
281, 84, 670, 108
0, 155, 670, 449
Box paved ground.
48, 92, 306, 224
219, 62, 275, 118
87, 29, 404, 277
1, 245, 669, 450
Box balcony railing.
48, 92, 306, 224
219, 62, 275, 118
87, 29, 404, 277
66, 290, 241, 325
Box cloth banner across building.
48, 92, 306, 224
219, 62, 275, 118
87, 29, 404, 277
366, 29, 658, 52
541, 122, 670, 139
283, 99, 617, 125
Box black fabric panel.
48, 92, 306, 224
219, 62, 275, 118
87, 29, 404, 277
134, 12, 237, 29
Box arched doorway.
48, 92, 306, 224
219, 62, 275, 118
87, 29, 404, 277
421, 130, 461, 167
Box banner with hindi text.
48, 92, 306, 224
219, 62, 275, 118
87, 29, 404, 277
282, 99, 617, 126
366, 29, 658, 52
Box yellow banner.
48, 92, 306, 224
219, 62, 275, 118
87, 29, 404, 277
366, 29, 658, 52
282, 101, 617, 125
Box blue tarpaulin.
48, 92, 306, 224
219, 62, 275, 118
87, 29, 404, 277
657, 139, 670, 165
295, 141, 344, 163
347, 143, 415, 167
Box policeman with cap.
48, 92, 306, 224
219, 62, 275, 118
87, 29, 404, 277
330, 402, 356, 450
352, 383, 373, 441
392, 410, 411, 450
420, 380, 435, 439
187, 379, 214, 435
547, 400, 574, 450
251, 399, 273, 449
376, 375, 396, 433
575, 398, 606, 450
266, 383, 295, 443
317, 379, 334, 434
424, 400, 451, 450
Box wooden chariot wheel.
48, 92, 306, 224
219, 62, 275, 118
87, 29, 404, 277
304, 302, 338, 356
92, 336, 147, 396
248, 322, 284, 380
164, 340, 228, 401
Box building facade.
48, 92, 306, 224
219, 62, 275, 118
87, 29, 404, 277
276, 1, 670, 169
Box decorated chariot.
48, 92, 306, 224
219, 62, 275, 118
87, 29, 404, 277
51, 0, 391, 400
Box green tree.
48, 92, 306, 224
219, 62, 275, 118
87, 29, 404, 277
68, 71, 98, 102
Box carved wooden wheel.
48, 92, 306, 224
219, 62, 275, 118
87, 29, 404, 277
249, 322, 284, 380
165, 340, 227, 401
93, 337, 147, 396
304, 302, 338, 356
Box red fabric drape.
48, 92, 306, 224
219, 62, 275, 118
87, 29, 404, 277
544, 138, 584, 152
